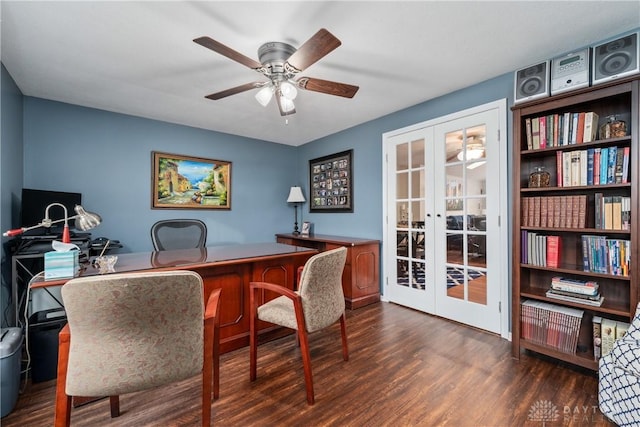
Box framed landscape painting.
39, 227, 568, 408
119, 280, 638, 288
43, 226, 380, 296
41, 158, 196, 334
152, 151, 231, 209
309, 149, 353, 213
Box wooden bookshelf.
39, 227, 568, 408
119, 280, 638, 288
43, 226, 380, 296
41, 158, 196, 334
511, 76, 639, 370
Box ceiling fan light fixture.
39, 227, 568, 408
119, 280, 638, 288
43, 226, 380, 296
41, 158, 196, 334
255, 85, 274, 107
279, 95, 295, 113
280, 81, 298, 100
457, 147, 484, 161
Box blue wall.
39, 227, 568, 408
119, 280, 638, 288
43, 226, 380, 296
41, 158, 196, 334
21, 98, 299, 252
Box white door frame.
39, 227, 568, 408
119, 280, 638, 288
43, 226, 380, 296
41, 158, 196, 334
382, 99, 510, 340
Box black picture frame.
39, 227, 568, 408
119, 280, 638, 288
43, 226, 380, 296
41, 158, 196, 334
309, 149, 353, 213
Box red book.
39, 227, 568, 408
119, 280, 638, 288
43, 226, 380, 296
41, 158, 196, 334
556, 151, 563, 187
576, 112, 585, 143
539, 116, 547, 148
546, 235, 562, 268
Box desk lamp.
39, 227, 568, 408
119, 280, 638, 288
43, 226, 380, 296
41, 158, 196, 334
3, 203, 102, 243
287, 186, 306, 235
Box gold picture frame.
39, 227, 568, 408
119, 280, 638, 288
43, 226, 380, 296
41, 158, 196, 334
152, 151, 231, 210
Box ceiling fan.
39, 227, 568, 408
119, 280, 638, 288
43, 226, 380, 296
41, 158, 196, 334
193, 28, 359, 116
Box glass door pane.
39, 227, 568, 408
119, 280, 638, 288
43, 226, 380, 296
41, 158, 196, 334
444, 125, 487, 305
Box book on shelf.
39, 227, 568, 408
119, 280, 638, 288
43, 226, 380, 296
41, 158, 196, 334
576, 112, 585, 144
600, 147, 608, 184
621, 146, 630, 183
540, 197, 548, 228
546, 235, 561, 268
525, 118, 533, 150
615, 148, 625, 183
607, 146, 617, 184
583, 112, 599, 143
598, 318, 631, 359
581, 235, 631, 276
593, 316, 602, 361
556, 151, 563, 187
525, 111, 602, 150
551, 276, 599, 296
593, 147, 601, 185
616, 321, 630, 340
586, 148, 594, 186
547, 287, 601, 301
545, 289, 604, 307
520, 300, 583, 354
554, 145, 628, 187
532, 117, 540, 150
601, 318, 617, 357
612, 197, 622, 230
521, 195, 586, 229
594, 194, 631, 230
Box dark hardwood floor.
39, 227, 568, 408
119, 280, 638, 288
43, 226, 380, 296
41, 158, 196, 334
2, 302, 613, 426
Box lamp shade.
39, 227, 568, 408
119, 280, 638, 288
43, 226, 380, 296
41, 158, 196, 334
73, 205, 102, 231
280, 81, 298, 100
287, 186, 306, 203
255, 85, 274, 107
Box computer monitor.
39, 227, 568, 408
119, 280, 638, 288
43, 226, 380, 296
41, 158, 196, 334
20, 188, 82, 236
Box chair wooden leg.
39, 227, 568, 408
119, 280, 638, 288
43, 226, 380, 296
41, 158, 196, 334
340, 313, 349, 361
213, 317, 220, 400
249, 287, 258, 381
54, 327, 72, 427
297, 327, 315, 405
109, 396, 120, 418
203, 319, 213, 427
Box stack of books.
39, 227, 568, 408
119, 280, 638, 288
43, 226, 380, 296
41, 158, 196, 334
546, 276, 603, 307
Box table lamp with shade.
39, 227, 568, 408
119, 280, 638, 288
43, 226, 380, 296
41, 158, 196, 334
286, 186, 306, 235
3, 203, 102, 243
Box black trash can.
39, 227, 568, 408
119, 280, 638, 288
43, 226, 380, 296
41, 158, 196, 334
28, 309, 67, 383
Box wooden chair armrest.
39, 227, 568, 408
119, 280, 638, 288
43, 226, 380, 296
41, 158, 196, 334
205, 288, 222, 321
59, 323, 70, 338
250, 281, 298, 301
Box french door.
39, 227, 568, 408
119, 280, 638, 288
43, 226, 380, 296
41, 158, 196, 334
383, 100, 507, 334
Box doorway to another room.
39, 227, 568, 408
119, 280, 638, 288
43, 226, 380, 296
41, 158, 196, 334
382, 99, 509, 336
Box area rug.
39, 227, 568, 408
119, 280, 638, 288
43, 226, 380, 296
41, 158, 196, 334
397, 265, 485, 290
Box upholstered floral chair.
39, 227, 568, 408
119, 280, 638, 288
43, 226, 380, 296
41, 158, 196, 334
249, 246, 348, 405
599, 302, 640, 426
54, 271, 221, 427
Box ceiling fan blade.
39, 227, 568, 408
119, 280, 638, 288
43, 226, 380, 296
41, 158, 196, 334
194, 36, 263, 70
285, 28, 341, 73
204, 82, 262, 100
296, 77, 359, 98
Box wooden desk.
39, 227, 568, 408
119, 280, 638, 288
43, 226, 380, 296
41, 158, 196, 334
32, 243, 317, 354
275, 233, 380, 309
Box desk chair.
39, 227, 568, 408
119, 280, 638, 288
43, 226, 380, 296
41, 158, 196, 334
54, 271, 221, 427
249, 247, 348, 405
151, 219, 207, 251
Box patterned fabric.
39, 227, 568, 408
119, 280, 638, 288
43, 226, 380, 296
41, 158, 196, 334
257, 247, 347, 333
598, 302, 640, 426
61, 271, 205, 397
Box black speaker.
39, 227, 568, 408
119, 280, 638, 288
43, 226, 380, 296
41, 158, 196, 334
514, 61, 549, 104
592, 31, 639, 85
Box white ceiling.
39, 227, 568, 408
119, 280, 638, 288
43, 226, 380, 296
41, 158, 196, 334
2, 1, 639, 146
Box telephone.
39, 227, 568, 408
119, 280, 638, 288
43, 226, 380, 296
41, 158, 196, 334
91, 237, 120, 247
